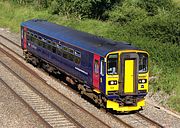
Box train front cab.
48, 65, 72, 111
105, 50, 149, 112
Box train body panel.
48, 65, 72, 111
21, 19, 149, 112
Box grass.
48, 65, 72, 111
0, 1, 180, 112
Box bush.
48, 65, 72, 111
108, 1, 180, 45
137, 0, 174, 16
48, 0, 59, 15
108, 3, 147, 25
138, 8, 180, 45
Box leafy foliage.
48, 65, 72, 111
107, 0, 180, 45
108, 3, 147, 24
137, 0, 174, 16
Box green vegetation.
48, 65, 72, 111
0, 0, 179, 112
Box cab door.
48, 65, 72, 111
93, 54, 100, 89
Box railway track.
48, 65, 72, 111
0, 71, 79, 128
0, 34, 164, 128
115, 112, 164, 128
0, 38, 112, 128
135, 112, 164, 128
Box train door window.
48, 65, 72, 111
100, 60, 104, 76
27, 31, 30, 36
27, 35, 30, 41
28, 32, 32, 41
94, 60, 99, 74
107, 54, 118, 75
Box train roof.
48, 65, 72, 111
21, 19, 139, 56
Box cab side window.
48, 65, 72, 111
107, 54, 118, 75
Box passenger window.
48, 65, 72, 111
63, 51, 68, 59
68, 53, 74, 61
107, 54, 118, 75
43, 42, 47, 48
31, 36, 36, 43
57, 48, 62, 56
74, 57, 81, 64
47, 44, 52, 51
51, 45, 56, 53
38, 40, 43, 46
63, 46, 68, 51
68, 48, 74, 54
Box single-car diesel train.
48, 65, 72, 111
21, 19, 149, 112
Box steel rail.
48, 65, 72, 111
0, 49, 84, 128
135, 112, 164, 128
0, 78, 52, 128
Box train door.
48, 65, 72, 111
21, 26, 27, 50
120, 53, 138, 95
93, 54, 100, 89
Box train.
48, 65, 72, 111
21, 19, 149, 112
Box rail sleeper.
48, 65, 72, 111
0, 63, 77, 128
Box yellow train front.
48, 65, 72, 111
104, 50, 148, 112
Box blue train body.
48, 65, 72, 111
21, 19, 149, 112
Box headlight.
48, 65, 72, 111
138, 79, 147, 83
108, 80, 117, 85
142, 79, 145, 83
